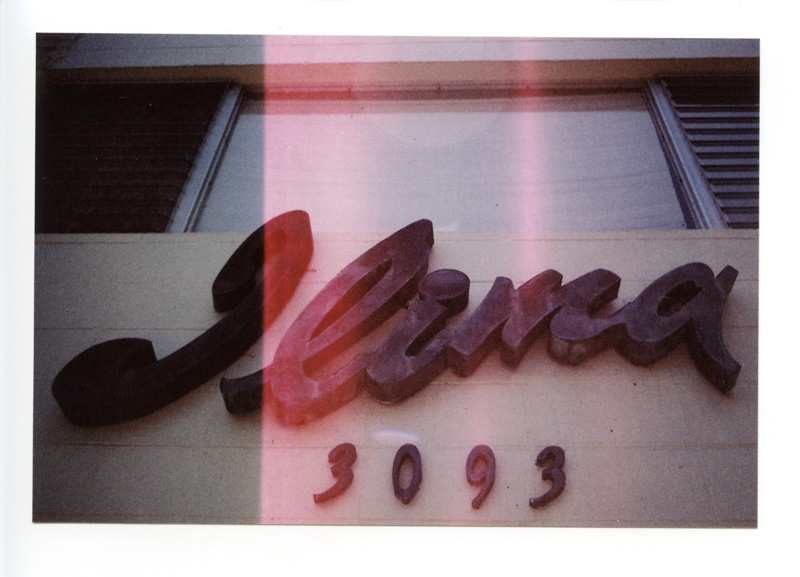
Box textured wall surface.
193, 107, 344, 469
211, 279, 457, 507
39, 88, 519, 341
33, 228, 757, 526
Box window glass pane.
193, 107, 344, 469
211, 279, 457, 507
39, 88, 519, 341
196, 92, 687, 233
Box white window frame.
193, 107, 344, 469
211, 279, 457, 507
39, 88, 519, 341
166, 83, 244, 232
644, 78, 729, 229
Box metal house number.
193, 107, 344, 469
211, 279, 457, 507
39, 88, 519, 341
313, 443, 567, 510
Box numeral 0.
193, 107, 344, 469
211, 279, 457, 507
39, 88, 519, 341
392, 444, 423, 504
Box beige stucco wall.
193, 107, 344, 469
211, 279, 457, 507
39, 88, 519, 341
33, 227, 757, 526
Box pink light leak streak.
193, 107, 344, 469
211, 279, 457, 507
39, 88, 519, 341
255, 39, 556, 523
514, 102, 544, 238
512, 43, 548, 275
260, 40, 288, 524
258, 40, 381, 523
454, 44, 550, 513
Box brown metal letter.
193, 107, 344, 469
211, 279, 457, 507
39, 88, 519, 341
446, 276, 515, 377
221, 219, 435, 424
52, 211, 313, 426
548, 263, 740, 392
367, 269, 470, 403
446, 269, 621, 375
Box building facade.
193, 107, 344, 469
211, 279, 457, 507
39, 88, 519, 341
33, 35, 758, 526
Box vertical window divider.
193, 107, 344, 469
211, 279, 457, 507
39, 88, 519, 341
644, 78, 727, 229
167, 83, 244, 232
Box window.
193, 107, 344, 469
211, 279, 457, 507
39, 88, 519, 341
35, 81, 239, 233
35, 33, 757, 234
645, 75, 759, 229
193, 90, 688, 233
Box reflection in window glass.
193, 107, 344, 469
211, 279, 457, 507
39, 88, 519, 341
196, 92, 687, 233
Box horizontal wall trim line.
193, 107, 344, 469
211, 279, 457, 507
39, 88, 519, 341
46, 57, 760, 93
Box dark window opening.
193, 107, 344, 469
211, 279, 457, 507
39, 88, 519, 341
35, 81, 227, 233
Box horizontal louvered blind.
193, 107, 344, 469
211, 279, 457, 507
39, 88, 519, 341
36, 82, 228, 233
661, 76, 759, 229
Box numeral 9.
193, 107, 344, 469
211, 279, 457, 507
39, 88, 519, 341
466, 444, 496, 509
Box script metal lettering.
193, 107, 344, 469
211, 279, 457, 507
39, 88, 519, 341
364, 262, 739, 407
219, 220, 739, 420
51, 215, 741, 426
